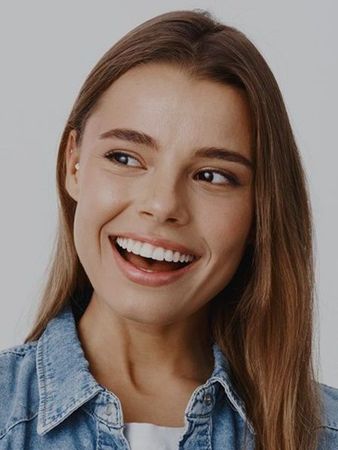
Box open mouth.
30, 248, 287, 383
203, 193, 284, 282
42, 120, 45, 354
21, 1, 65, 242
111, 237, 194, 272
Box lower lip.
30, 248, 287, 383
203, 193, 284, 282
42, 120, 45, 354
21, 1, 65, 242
110, 238, 200, 287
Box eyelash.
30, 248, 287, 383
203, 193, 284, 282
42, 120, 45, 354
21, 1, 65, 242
104, 150, 240, 187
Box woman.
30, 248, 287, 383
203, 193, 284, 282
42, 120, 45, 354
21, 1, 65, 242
0, 9, 337, 450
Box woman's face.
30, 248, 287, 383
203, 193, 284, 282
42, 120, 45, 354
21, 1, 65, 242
65, 63, 254, 325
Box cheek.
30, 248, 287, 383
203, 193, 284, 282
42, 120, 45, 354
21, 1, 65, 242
72, 171, 127, 260
199, 194, 253, 258
197, 198, 253, 297
76, 170, 127, 227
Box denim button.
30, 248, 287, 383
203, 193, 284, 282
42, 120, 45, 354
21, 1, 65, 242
105, 403, 114, 416
203, 393, 213, 406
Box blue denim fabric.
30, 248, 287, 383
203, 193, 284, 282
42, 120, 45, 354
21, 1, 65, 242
0, 304, 337, 449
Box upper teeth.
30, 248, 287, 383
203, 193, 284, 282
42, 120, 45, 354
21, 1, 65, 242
115, 237, 195, 263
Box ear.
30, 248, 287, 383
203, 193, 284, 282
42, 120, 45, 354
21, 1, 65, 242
64, 129, 81, 202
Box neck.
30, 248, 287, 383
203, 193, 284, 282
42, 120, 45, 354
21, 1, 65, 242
76, 293, 214, 394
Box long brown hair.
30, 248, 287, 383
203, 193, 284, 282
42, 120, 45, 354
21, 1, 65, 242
24, 9, 322, 449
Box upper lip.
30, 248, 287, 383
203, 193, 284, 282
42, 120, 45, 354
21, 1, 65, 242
110, 232, 200, 258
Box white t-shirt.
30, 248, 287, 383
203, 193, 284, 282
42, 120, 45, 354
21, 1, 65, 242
124, 422, 186, 450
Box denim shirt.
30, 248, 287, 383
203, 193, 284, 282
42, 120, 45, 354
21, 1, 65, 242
0, 304, 338, 449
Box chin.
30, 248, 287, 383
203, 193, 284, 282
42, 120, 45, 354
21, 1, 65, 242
109, 300, 181, 326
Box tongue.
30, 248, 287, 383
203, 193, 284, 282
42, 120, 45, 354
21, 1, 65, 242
125, 251, 186, 272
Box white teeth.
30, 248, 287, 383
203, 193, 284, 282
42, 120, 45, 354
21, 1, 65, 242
127, 240, 134, 252
173, 251, 180, 263
152, 247, 165, 261
115, 237, 195, 263
139, 242, 154, 258
164, 249, 173, 262
133, 240, 142, 254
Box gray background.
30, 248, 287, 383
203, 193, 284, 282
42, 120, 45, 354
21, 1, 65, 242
0, 1, 337, 387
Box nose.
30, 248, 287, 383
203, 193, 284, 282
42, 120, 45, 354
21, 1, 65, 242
136, 172, 190, 225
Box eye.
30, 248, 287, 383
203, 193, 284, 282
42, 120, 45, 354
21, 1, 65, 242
195, 169, 240, 186
104, 151, 240, 186
104, 150, 142, 167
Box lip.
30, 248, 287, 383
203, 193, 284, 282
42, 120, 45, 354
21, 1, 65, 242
110, 231, 199, 257
110, 237, 200, 287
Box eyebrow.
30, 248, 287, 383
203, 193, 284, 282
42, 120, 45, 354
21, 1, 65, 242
99, 127, 253, 170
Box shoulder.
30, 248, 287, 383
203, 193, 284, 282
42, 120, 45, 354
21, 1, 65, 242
316, 382, 338, 449
0, 342, 39, 439
318, 382, 338, 430
0, 341, 38, 384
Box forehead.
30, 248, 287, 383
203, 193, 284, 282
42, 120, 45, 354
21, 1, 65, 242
84, 63, 252, 156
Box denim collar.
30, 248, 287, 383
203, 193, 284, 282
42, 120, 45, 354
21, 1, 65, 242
36, 303, 254, 435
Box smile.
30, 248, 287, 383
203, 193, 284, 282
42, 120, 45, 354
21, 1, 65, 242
109, 236, 200, 287
116, 236, 195, 263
